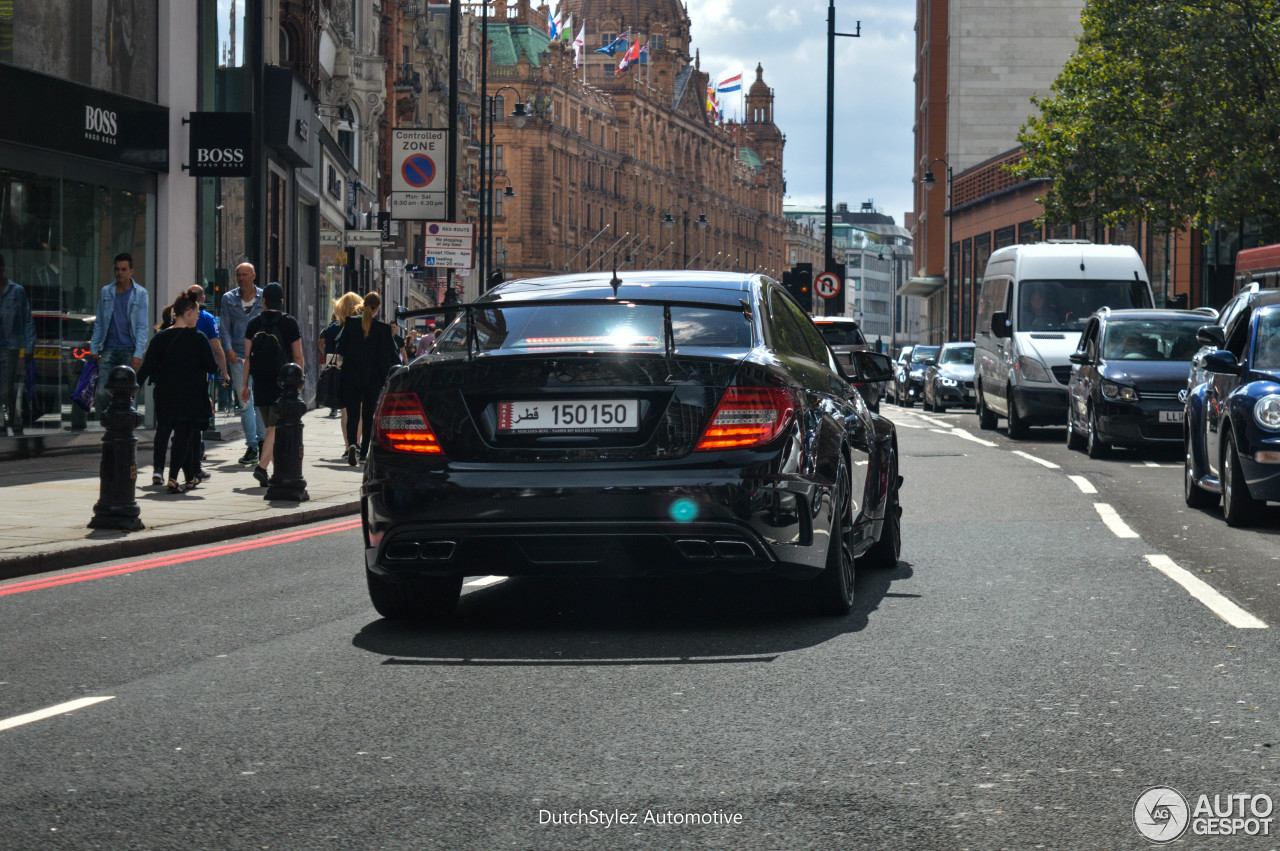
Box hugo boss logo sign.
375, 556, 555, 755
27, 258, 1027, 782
185, 112, 253, 177
84, 106, 119, 144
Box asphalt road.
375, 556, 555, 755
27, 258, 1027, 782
2, 409, 1278, 849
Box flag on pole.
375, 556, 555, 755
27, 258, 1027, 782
594, 32, 629, 56
717, 70, 743, 93
572, 24, 585, 66
616, 39, 642, 74
560, 14, 573, 41
638, 43, 649, 64
548, 7, 562, 39
706, 83, 722, 120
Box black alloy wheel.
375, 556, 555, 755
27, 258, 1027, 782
1184, 432, 1217, 508
811, 459, 856, 616
366, 569, 464, 621
1066, 407, 1086, 451
977, 385, 998, 430
1086, 405, 1109, 459
1222, 431, 1261, 527
1006, 386, 1029, 439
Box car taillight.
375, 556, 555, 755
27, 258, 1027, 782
374, 392, 442, 455
694, 387, 796, 451
73, 348, 90, 359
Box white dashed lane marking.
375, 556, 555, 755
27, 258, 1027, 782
1144, 555, 1268, 629
929, 428, 997, 447
1068, 475, 1097, 494
0, 696, 115, 734
1094, 503, 1139, 539
1012, 450, 1060, 469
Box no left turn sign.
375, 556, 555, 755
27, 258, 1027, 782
814, 271, 842, 300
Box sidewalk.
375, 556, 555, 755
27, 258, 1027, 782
0, 408, 363, 581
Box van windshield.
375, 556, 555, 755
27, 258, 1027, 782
1018, 280, 1152, 333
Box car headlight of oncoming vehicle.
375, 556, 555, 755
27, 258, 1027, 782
939, 377, 957, 387
1255, 395, 1280, 430
1101, 379, 1139, 402
1015, 355, 1052, 383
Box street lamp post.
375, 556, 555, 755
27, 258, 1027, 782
921, 158, 953, 340
485, 174, 516, 287
660, 207, 708, 269
480, 86, 528, 292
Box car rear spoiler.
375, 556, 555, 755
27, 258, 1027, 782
395, 297, 753, 361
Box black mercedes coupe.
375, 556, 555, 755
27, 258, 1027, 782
362, 271, 902, 620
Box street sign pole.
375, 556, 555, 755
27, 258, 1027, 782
825, 0, 860, 316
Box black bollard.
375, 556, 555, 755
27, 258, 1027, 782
265, 362, 309, 502
88, 365, 145, 531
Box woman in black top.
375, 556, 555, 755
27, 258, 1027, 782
137, 293, 218, 492
337, 291, 399, 465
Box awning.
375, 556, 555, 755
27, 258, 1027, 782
898, 275, 946, 298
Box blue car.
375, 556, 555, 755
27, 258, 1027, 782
1185, 290, 1280, 526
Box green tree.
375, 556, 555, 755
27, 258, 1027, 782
1012, 0, 1280, 231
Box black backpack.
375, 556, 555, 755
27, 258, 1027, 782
250, 315, 287, 382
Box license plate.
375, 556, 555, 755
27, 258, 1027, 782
35, 346, 59, 359
497, 399, 640, 433
1159, 410, 1184, 423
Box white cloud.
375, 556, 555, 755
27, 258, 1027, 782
688, 0, 917, 224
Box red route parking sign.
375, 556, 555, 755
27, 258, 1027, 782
401, 154, 436, 188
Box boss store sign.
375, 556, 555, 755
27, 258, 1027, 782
0, 64, 168, 172
185, 112, 253, 177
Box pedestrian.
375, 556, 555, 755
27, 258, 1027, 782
338, 291, 398, 466
0, 254, 36, 436
149, 304, 176, 485
319, 292, 363, 436
88, 252, 150, 413
185, 285, 229, 479
241, 282, 304, 488
415, 323, 435, 357
136, 293, 218, 493
218, 262, 266, 465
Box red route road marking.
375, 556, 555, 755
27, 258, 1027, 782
0, 518, 362, 597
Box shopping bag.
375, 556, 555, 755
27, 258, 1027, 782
22, 359, 43, 426
316, 364, 342, 409
71, 360, 99, 412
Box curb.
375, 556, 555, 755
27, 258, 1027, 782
0, 500, 361, 583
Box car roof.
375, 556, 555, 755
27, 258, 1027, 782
940, 341, 974, 348
483, 271, 763, 307
1098, 309, 1214, 322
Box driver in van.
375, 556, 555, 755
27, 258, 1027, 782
1027, 290, 1062, 328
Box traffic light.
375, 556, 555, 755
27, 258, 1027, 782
786, 262, 813, 312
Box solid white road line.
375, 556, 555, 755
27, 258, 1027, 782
1012, 450, 1061, 469
930, 428, 998, 447
0, 696, 115, 733
1068, 475, 1098, 494
464, 575, 505, 588
1144, 555, 1269, 629
913, 413, 951, 428
1094, 503, 1139, 538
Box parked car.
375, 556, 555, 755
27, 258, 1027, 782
922, 342, 976, 412
1065, 308, 1212, 457
1185, 290, 1280, 526
895, 345, 939, 408
812, 317, 881, 410
1187, 284, 1262, 393
364, 271, 904, 620
888, 346, 913, 405
31, 311, 95, 427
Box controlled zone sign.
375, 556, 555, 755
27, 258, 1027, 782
391, 128, 448, 220
814, 271, 843, 300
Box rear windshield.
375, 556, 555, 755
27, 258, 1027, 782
1019, 280, 1153, 332
34, 315, 94, 343
910, 346, 939, 364
940, 346, 974, 365
817, 324, 865, 346
1102, 319, 1203, 361
434, 303, 753, 354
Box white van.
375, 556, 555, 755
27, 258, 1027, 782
974, 242, 1154, 438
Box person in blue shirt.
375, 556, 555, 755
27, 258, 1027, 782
89, 252, 150, 412
0, 253, 37, 436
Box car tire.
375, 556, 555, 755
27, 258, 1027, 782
1006, 387, 1029, 439
858, 463, 901, 572
811, 459, 855, 616
934, 401, 946, 413
977, 386, 998, 430
1221, 431, 1261, 527
366, 569, 463, 621
1066, 410, 1086, 451
1086, 406, 1109, 459
1184, 432, 1217, 508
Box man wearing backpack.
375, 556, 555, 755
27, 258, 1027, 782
240, 282, 304, 487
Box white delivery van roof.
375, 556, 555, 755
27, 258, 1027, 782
984, 242, 1148, 283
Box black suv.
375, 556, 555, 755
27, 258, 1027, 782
1066, 307, 1216, 457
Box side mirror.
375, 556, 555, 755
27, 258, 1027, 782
1197, 325, 1225, 348
1068, 351, 1090, 365
992, 311, 1012, 339
1202, 349, 1240, 375
848, 351, 894, 384
923, 357, 937, 366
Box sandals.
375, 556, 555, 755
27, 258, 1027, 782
166, 479, 181, 494
183, 477, 203, 492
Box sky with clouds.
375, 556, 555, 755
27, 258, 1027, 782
687, 0, 917, 225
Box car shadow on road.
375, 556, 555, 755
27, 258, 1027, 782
352, 561, 916, 665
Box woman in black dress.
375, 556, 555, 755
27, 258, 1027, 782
137, 293, 218, 492
337, 291, 399, 465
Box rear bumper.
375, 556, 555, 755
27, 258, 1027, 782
361, 455, 870, 580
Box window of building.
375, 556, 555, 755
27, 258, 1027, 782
993, 226, 1015, 250
1018, 220, 1042, 244
651, 35, 664, 52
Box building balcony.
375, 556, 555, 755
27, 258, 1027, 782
395, 64, 422, 93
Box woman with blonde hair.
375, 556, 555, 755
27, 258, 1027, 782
319, 292, 363, 422
337, 291, 398, 465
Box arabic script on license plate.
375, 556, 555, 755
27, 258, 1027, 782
497, 399, 640, 433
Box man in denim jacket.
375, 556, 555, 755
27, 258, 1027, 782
0, 253, 36, 435
89, 252, 150, 412
218, 262, 265, 465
